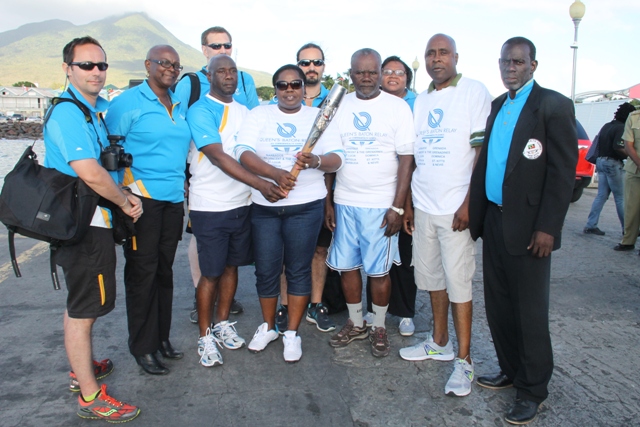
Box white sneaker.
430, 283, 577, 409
248, 322, 278, 353
282, 331, 302, 363
212, 320, 246, 350
362, 312, 374, 327
197, 328, 223, 367
398, 318, 415, 336
445, 358, 474, 397
399, 335, 454, 361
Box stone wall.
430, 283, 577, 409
0, 122, 43, 140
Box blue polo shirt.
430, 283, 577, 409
174, 67, 260, 109
403, 89, 417, 112
270, 84, 329, 107
106, 80, 191, 203
486, 79, 534, 205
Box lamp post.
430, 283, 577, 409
569, 0, 586, 103
412, 57, 419, 93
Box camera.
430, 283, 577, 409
101, 135, 133, 171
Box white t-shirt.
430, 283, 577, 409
333, 91, 415, 208
234, 104, 344, 207
187, 95, 251, 212
412, 76, 491, 215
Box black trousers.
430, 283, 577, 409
366, 229, 416, 318
124, 197, 183, 356
482, 203, 553, 403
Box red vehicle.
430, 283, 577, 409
572, 119, 595, 202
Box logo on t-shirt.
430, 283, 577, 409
353, 112, 372, 131
277, 123, 297, 138
428, 109, 444, 128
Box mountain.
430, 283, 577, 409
0, 12, 272, 89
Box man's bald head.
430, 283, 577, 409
146, 44, 178, 59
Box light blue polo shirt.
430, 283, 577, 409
106, 80, 191, 203
403, 89, 417, 112
486, 79, 534, 205
174, 67, 260, 109
270, 84, 329, 107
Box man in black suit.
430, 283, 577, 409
468, 37, 577, 425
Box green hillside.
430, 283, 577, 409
0, 12, 272, 89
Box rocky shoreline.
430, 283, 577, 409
0, 122, 43, 140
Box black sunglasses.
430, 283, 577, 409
207, 43, 232, 50
275, 80, 304, 91
69, 62, 109, 71
297, 59, 324, 67
149, 59, 184, 71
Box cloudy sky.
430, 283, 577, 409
1, 0, 638, 98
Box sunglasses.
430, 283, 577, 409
275, 80, 304, 91
69, 61, 109, 71
149, 59, 184, 71
297, 59, 324, 67
382, 69, 406, 77
207, 43, 232, 50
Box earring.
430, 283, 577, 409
146, 71, 149, 78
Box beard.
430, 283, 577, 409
305, 72, 320, 85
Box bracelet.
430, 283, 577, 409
118, 195, 128, 208
313, 154, 322, 170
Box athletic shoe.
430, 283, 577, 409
275, 305, 288, 335
583, 227, 605, 236
306, 303, 336, 332
399, 335, 454, 361
77, 384, 140, 423
282, 331, 302, 363
198, 328, 223, 367
69, 359, 114, 392
398, 318, 415, 336
248, 322, 279, 353
189, 298, 198, 324
329, 319, 369, 347
362, 312, 374, 327
445, 358, 474, 397
212, 320, 246, 350
230, 298, 244, 315
370, 326, 390, 357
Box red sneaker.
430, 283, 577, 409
69, 359, 114, 392
77, 384, 140, 423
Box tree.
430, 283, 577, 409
12, 81, 36, 88
322, 74, 335, 89
256, 86, 275, 102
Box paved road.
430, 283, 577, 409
1, 188, 638, 426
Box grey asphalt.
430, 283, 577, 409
1, 188, 638, 427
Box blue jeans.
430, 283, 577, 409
586, 157, 624, 231
251, 200, 324, 298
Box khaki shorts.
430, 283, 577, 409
412, 208, 475, 303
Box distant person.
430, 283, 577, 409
614, 106, 640, 252
106, 45, 191, 375
584, 102, 636, 236
469, 37, 577, 425
45, 36, 141, 422
175, 25, 256, 324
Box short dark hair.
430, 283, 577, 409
63, 36, 106, 64
296, 43, 325, 61
615, 102, 636, 123
502, 37, 536, 61
382, 56, 413, 89
201, 26, 232, 45
351, 48, 381, 64
272, 64, 306, 87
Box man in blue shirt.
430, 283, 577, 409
45, 36, 142, 423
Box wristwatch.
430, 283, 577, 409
389, 206, 405, 215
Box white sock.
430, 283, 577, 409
371, 304, 388, 329
347, 302, 364, 327
284, 330, 296, 339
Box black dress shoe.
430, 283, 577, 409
159, 340, 184, 360
505, 398, 539, 425
135, 353, 169, 375
477, 372, 513, 390
614, 243, 635, 251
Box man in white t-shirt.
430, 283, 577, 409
327, 48, 415, 358
186, 55, 285, 368
399, 34, 491, 397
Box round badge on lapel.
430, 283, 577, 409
523, 139, 543, 160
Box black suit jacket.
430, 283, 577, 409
469, 81, 578, 256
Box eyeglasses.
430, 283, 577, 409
149, 59, 183, 71
382, 69, 406, 77
297, 59, 324, 67
69, 62, 109, 71
207, 43, 232, 50
499, 58, 527, 67
275, 80, 304, 91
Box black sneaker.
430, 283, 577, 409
584, 227, 605, 236
189, 298, 198, 324
614, 243, 635, 251
306, 303, 336, 332
275, 305, 288, 335
230, 298, 244, 315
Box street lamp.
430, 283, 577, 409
569, 0, 586, 103
412, 57, 419, 93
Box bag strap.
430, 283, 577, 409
240, 71, 247, 98
50, 247, 61, 290
7, 228, 21, 279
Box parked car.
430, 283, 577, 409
572, 119, 595, 202
25, 116, 42, 123
10, 114, 24, 122
0, 114, 8, 122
